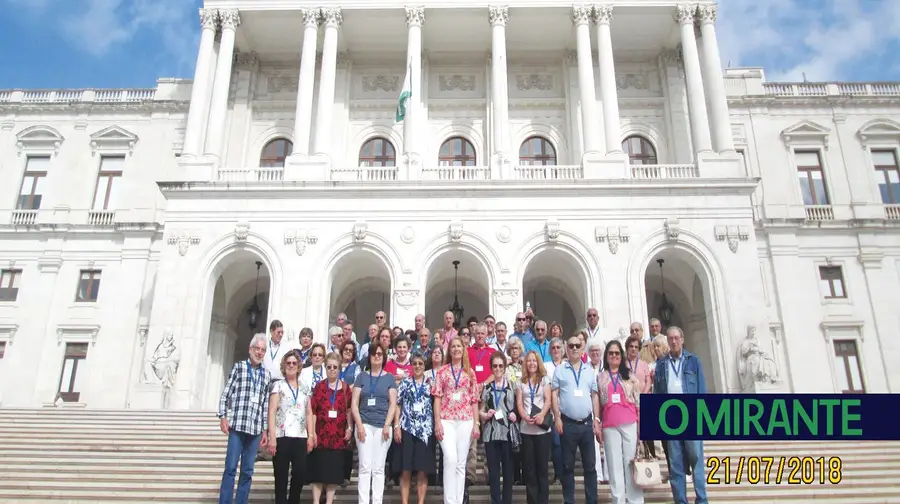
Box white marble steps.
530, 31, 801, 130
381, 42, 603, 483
1, 408, 900, 504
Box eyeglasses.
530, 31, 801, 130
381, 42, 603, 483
311, 353, 324, 358
536, 328, 546, 332
608, 351, 621, 356
587, 313, 599, 318
285, 361, 299, 367
376, 316, 384, 320
373, 353, 384, 358
551, 345, 562, 350
325, 364, 339, 370
567, 343, 582, 349
630, 328, 641, 333
492, 363, 505, 369
515, 318, 525, 322
252, 346, 266, 352
628, 344, 640, 349
342, 348, 353, 353
412, 361, 425, 367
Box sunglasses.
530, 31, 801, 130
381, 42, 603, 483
285, 361, 299, 367
567, 343, 582, 349
516, 318, 525, 322
325, 364, 339, 370
492, 363, 505, 369
311, 353, 324, 358
376, 316, 384, 319
608, 351, 621, 356
412, 361, 425, 367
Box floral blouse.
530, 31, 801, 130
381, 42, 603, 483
505, 362, 523, 386
431, 364, 479, 421
310, 379, 350, 450
397, 375, 434, 444
271, 379, 311, 438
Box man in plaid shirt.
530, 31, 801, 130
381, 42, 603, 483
217, 333, 271, 504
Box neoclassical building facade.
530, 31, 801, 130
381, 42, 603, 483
0, 1, 899, 410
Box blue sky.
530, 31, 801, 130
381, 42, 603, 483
0, 0, 898, 90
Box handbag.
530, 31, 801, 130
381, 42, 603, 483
530, 404, 553, 431
631, 441, 662, 488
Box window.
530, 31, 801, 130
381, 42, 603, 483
872, 150, 900, 204
622, 135, 657, 165
58, 342, 89, 402
358, 137, 397, 167
438, 137, 477, 166
76, 270, 101, 302
0, 269, 21, 302
17, 156, 49, 210
819, 265, 846, 299
92, 156, 124, 211
833, 340, 865, 393
259, 138, 293, 168
796, 151, 830, 205
519, 136, 557, 166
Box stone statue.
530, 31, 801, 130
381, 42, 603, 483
617, 327, 629, 342
738, 324, 778, 391
143, 330, 181, 388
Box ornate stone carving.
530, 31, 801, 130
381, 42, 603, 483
696, 5, 717, 24
493, 289, 519, 309
142, 330, 181, 388
738, 324, 779, 391
301, 7, 319, 28
714, 225, 750, 253
405, 6, 425, 27
138, 324, 149, 347
572, 5, 592, 25
353, 221, 368, 242
674, 4, 695, 25
661, 47, 683, 69
167, 232, 200, 256
362, 75, 401, 93
394, 289, 418, 308
592, 5, 613, 24
448, 221, 463, 242
616, 73, 649, 91
496, 225, 511, 243
595, 226, 630, 255
544, 219, 560, 241
400, 226, 416, 244
438, 75, 476, 92
617, 327, 628, 342
218, 9, 241, 29
284, 230, 318, 256
488, 6, 508, 26
268, 75, 299, 93
516, 74, 553, 91
320, 7, 343, 28
234, 222, 250, 242
233, 51, 258, 70
664, 218, 680, 241
199, 8, 218, 29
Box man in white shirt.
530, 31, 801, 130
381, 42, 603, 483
336, 312, 357, 342
261, 320, 297, 382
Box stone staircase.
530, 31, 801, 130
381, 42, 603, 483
0, 408, 899, 503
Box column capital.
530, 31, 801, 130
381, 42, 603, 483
320, 7, 343, 28
696, 4, 717, 24
489, 6, 508, 27
406, 6, 425, 27
592, 5, 613, 25
572, 5, 592, 26
301, 8, 320, 28
199, 8, 218, 30
218, 9, 241, 30
674, 4, 695, 25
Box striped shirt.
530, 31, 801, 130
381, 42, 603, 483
218, 359, 272, 436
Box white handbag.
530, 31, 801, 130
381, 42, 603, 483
631, 442, 663, 488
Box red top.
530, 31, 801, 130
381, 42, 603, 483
385, 358, 413, 380
467, 345, 493, 384
310, 379, 350, 450
431, 363, 479, 421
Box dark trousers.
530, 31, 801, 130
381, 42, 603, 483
344, 446, 353, 481
550, 428, 563, 479
484, 440, 513, 504
272, 437, 307, 504
560, 420, 597, 504
521, 433, 551, 504
429, 442, 444, 487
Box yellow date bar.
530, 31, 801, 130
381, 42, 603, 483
706, 456, 843, 485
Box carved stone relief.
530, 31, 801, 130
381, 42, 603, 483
664, 218, 680, 241
362, 75, 401, 93
714, 225, 750, 253
234, 222, 250, 242
394, 290, 418, 308
353, 221, 368, 242
267, 75, 299, 93
284, 230, 319, 256
142, 330, 180, 388
544, 220, 560, 241
493, 289, 518, 309
496, 225, 511, 243
167, 232, 200, 256
516, 74, 553, 91
439, 75, 476, 92
448, 221, 463, 242
738, 324, 779, 392
595, 226, 630, 255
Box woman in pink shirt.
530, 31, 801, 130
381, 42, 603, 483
624, 335, 652, 394
596, 340, 643, 504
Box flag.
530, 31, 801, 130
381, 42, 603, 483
396, 59, 412, 123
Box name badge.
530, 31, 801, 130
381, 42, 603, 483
493, 409, 503, 420
328, 409, 338, 419
250, 394, 260, 405
475, 365, 484, 373
611, 393, 621, 404
452, 392, 462, 401
367, 397, 377, 407
573, 389, 584, 397
413, 402, 425, 413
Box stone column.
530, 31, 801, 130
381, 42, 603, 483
403, 7, 424, 166
489, 6, 511, 164
573, 5, 601, 156
696, 5, 734, 153
674, 5, 712, 155
291, 9, 321, 157
857, 246, 900, 392
204, 9, 241, 163
594, 5, 623, 155
312, 7, 343, 160
181, 9, 219, 159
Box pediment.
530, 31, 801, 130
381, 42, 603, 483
89, 125, 138, 156
781, 120, 831, 149
15, 125, 64, 156
857, 119, 900, 146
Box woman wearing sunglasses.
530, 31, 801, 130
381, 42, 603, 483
308, 352, 352, 504
266, 350, 311, 504
392, 351, 435, 504
479, 351, 518, 504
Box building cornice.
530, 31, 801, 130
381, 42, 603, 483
728, 96, 900, 109
0, 101, 189, 115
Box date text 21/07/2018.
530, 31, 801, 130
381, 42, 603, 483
706, 456, 843, 485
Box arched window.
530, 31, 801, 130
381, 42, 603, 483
259, 138, 293, 168
518, 136, 557, 166
358, 137, 397, 167
622, 135, 657, 165
438, 137, 477, 166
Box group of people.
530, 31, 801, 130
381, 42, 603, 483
216, 307, 709, 504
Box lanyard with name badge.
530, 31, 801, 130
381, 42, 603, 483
412, 376, 427, 413
328, 379, 340, 418
299, 347, 310, 362
312, 366, 323, 386
450, 364, 463, 401
269, 340, 280, 361
286, 380, 299, 406
537, 340, 548, 360
246, 361, 264, 404
569, 362, 585, 397
669, 356, 683, 379
608, 371, 622, 404
492, 380, 506, 420
474, 347, 487, 373
367, 369, 382, 407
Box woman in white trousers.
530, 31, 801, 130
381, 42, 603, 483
432, 337, 480, 504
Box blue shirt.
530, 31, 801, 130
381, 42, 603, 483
512, 330, 534, 348
525, 338, 552, 363
551, 361, 598, 421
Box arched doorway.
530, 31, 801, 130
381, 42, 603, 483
425, 251, 490, 331
644, 249, 720, 392
202, 251, 272, 408
522, 248, 587, 335
329, 249, 392, 342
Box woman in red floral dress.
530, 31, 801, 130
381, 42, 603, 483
308, 352, 352, 504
